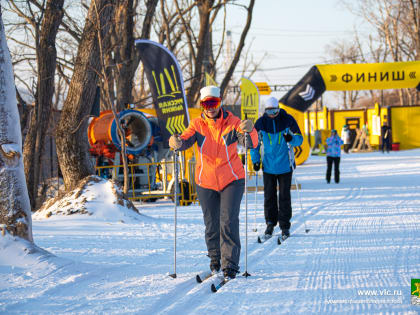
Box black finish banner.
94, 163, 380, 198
135, 40, 190, 146
279, 66, 326, 112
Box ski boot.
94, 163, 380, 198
264, 223, 274, 236
281, 229, 290, 240
223, 268, 237, 279
210, 259, 221, 273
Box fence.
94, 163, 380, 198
95, 157, 198, 206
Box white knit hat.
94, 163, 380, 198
264, 96, 279, 109
200, 85, 220, 100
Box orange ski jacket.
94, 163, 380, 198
178, 108, 258, 191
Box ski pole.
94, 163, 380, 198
243, 127, 251, 277
286, 139, 310, 234
169, 149, 178, 278
253, 172, 258, 232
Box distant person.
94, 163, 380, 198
326, 129, 344, 184
381, 122, 392, 153
311, 129, 323, 154
168, 85, 258, 280
250, 97, 303, 240
341, 125, 351, 153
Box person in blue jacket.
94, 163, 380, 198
250, 97, 303, 238
325, 129, 344, 184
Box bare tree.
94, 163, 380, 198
344, 0, 420, 105
182, 0, 215, 107
95, 1, 131, 194
0, 6, 33, 242
154, 0, 256, 107
219, 0, 255, 99
56, 0, 115, 191
325, 39, 362, 109
99, 0, 159, 111
19, 0, 65, 209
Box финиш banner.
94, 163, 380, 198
280, 61, 420, 113
317, 61, 420, 91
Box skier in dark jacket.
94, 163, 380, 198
381, 122, 391, 153
250, 97, 303, 239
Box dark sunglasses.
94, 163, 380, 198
265, 108, 279, 116
200, 97, 221, 110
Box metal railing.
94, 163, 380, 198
95, 158, 198, 205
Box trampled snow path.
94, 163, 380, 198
1, 150, 420, 314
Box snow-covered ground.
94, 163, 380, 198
1, 149, 420, 314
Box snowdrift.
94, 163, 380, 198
33, 176, 141, 222
0, 232, 56, 268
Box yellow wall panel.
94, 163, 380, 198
390, 106, 420, 150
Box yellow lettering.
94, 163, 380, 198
171, 65, 179, 91
164, 68, 176, 91
159, 72, 166, 95
152, 71, 161, 96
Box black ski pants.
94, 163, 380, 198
326, 156, 340, 183
381, 138, 391, 153
196, 179, 244, 271
263, 171, 293, 231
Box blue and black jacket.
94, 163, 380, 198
250, 109, 303, 175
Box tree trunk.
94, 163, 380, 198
187, 0, 214, 108
342, 92, 347, 109
104, 0, 158, 110
129, 0, 159, 104
56, 0, 115, 191
15, 88, 31, 137
220, 0, 255, 98
0, 8, 33, 242
113, 0, 134, 111
23, 0, 64, 209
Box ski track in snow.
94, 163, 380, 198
1, 150, 420, 314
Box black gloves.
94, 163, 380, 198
253, 162, 261, 171
283, 132, 293, 142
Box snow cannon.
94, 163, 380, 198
88, 109, 153, 157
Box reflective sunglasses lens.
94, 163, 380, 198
201, 97, 221, 109
266, 108, 279, 115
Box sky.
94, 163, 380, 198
2, 149, 420, 314
3, 0, 370, 108
223, 0, 369, 105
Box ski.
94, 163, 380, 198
210, 276, 232, 292
196, 270, 217, 283
257, 234, 272, 243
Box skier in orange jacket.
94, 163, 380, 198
169, 85, 258, 279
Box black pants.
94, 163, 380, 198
196, 179, 244, 271
263, 171, 293, 230
326, 156, 340, 183
381, 138, 391, 153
